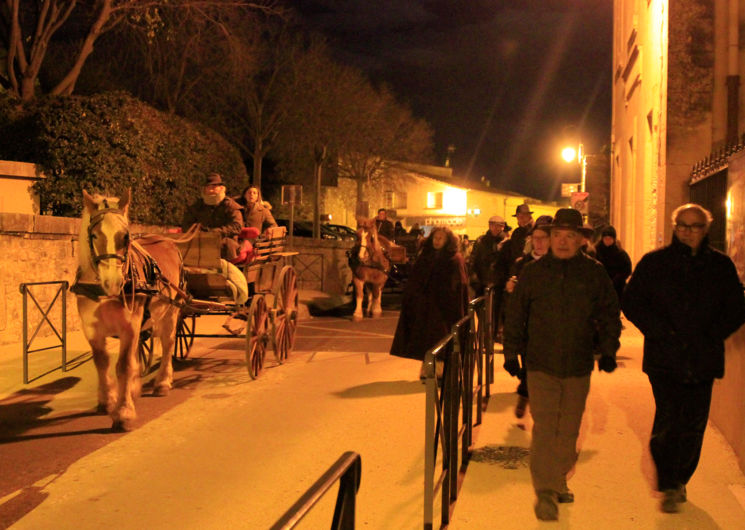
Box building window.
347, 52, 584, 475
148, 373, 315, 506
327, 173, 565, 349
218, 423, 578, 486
384, 190, 407, 209
427, 191, 443, 209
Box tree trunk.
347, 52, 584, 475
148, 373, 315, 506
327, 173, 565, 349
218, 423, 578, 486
313, 161, 322, 240
252, 139, 263, 190
51, 0, 113, 96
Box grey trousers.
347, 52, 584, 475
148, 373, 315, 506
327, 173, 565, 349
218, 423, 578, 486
527, 370, 591, 494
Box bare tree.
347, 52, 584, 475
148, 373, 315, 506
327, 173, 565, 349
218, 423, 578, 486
0, 0, 282, 102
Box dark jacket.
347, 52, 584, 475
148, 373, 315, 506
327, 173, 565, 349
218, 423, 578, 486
622, 235, 745, 381
376, 218, 395, 240
181, 197, 243, 259
236, 199, 277, 232
390, 248, 469, 361
596, 242, 631, 297
493, 224, 531, 286
468, 231, 506, 287
503, 251, 621, 377
182, 197, 243, 237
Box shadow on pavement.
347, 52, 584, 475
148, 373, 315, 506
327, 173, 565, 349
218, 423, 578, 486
332, 380, 424, 399
0, 377, 82, 439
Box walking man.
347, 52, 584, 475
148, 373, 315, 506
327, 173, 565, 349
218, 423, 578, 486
503, 208, 621, 521
622, 203, 745, 513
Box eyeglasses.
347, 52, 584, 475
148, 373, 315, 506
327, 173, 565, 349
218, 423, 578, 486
675, 222, 706, 233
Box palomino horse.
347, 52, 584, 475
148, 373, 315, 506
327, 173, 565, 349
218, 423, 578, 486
75, 189, 183, 431
351, 219, 390, 321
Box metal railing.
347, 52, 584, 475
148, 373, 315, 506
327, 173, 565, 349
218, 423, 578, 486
272, 451, 362, 530
20, 281, 68, 384
423, 288, 494, 529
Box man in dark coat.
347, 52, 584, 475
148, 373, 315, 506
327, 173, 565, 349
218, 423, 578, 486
468, 215, 507, 296
503, 208, 621, 521
622, 203, 745, 514
374, 208, 395, 240
390, 227, 468, 368
181, 173, 244, 260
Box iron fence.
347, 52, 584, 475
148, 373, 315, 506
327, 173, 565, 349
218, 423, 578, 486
20, 281, 68, 384
271, 451, 362, 530
423, 287, 494, 528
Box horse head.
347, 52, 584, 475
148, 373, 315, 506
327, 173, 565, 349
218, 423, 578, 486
81, 189, 132, 296
356, 218, 380, 261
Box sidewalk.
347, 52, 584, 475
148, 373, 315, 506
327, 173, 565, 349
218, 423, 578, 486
449, 324, 745, 528
0, 289, 335, 404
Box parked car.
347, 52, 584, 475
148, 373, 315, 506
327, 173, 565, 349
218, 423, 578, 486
276, 219, 340, 240
324, 223, 357, 241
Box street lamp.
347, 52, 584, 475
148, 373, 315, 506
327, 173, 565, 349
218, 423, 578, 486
561, 142, 586, 192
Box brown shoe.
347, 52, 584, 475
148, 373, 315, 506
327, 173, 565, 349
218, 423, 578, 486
558, 480, 574, 503
515, 395, 528, 418
660, 489, 680, 513
534, 490, 558, 521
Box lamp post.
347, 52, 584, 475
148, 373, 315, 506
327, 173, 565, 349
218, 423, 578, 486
561, 143, 586, 192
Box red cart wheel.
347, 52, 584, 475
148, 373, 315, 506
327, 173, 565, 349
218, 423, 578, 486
272, 266, 298, 363
174, 312, 196, 361
246, 295, 269, 379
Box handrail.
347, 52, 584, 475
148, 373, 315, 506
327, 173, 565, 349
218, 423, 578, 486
423, 287, 494, 529
271, 451, 362, 530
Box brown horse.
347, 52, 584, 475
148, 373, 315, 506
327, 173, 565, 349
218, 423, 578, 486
75, 189, 183, 431
351, 219, 390, 321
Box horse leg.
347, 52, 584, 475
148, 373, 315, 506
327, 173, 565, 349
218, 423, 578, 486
371, 282, 383, 318
353, 277, 365, 321
365, 284, 373, 317
89, 336, 115, 414
153, 306, 178, 396
112, 305, 144, 431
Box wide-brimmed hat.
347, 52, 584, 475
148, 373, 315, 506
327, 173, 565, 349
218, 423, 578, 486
530, 215, 553, 236
550, 208, 583, 231
513, 203, 533, 216
204, 172, 224, 186
579, 223, 595, 238
488, 215, 505, 224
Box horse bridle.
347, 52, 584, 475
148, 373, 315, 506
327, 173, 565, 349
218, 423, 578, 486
87, 206, 130, 269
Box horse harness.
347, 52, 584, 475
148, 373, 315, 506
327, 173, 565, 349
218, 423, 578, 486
71, 205, 185, 308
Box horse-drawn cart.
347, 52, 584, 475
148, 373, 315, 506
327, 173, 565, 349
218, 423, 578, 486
140, 226, 299, 379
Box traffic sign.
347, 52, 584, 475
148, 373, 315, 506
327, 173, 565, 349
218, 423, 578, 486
571, 192, 589, 214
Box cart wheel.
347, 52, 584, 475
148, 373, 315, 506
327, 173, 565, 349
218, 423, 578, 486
138, 335, 154, 376
174, 312, 196, 361
272, 266, 298, 363
246, 295, 269, 379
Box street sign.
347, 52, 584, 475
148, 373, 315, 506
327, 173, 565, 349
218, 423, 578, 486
571, 191, 589, 214
561, 182, 581, 197
281, 185, 303, 205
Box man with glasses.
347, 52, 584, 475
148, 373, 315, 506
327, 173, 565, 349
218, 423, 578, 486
622, 203, 745, 514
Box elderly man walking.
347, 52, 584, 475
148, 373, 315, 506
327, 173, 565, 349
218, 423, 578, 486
622, 203, 745, 513
503, 208, 621, 521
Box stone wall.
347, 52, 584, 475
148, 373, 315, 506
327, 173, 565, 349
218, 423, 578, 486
0, 212, 355, 347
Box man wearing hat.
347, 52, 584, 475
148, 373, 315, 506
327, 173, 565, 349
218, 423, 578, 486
182, 172, 244, 261
503, 208, 621, 521
468, 215, 507, 297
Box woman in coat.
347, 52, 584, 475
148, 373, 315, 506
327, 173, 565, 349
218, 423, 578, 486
236, 186, 278, 233
595, 225, 632, 301
390, 226, 469, 377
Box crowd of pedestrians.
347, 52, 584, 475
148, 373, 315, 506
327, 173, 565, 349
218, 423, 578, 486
387, 200, 745, 521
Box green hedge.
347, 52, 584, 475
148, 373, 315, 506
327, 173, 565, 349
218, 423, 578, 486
0, 92, 247, 225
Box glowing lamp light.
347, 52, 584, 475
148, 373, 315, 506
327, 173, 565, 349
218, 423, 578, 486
442, 188, 467, 215
561, 146, 577, 163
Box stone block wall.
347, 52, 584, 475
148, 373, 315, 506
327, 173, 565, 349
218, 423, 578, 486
0, 213, 356, 347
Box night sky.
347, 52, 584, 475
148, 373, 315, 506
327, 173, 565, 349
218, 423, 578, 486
288, 0, 613, 201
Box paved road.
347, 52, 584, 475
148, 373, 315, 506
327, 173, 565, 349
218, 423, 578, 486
0, 310, 419, 529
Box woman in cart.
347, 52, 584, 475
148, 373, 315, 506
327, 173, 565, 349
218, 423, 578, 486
237, 186, 278, 233
390, 226, 469, 379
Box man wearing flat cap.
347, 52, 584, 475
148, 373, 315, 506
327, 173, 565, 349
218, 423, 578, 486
468, 215, 507, 297
503, 208, 621, 521
182, 172, 244, 260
